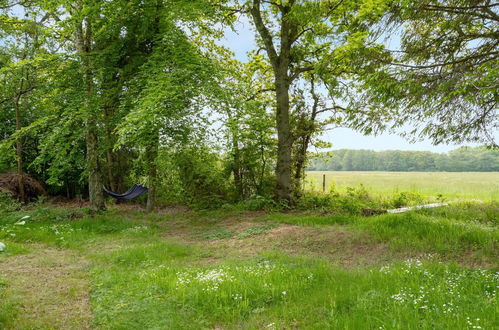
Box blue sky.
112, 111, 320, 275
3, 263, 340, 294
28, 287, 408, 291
219, 19, 497, 153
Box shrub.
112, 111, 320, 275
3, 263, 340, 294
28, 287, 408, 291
330, 195, 366, 214
296, 192, 334, 210
239, 195, 277, 211
390, 191, 425, 208
0, 191, 21, 212
346, 184, 370, 200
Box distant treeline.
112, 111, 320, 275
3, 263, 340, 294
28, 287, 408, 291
307, 147, 499, 172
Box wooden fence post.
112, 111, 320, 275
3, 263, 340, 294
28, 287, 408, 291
322, 174, 326, 192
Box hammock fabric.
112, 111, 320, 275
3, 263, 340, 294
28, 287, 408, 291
103, 184, 148, 200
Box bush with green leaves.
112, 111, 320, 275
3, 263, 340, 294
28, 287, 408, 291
297, 186, 379, 214
0, 192, 21, 213
390, 191, 425, 208
239, 195, 277, 211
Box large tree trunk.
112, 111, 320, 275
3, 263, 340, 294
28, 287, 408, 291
251, 0, 295, 204
274, 70, 293, 203
77, 16, 105, 211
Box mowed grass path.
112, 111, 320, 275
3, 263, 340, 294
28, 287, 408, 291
0, 202, 497, 329
305, 171, 499, 201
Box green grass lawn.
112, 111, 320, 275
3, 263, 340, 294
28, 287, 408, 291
0, 200, 497, 329
305, 171, 499, 201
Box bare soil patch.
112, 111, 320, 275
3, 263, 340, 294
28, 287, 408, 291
160, 214, 396, 268
0, 245, 92, 329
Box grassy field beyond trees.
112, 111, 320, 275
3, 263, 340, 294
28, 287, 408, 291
305, 171, 499, 201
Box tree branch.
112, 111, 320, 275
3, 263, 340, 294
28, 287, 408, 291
250, 0, 279, 67
290, 66, 314, 81
390, 51, 499, 69
245, 88, 275, 101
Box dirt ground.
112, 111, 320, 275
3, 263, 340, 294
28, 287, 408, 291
0, 246, 92, 329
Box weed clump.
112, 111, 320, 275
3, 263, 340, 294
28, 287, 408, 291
0, 192, 21, 213
295, 185, 431, 215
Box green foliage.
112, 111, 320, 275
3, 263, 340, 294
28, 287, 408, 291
353, 0, 498, 145
0, 192, 21, 212
212, 54, 276, 200
391, 191, 425, 208
296, 187, 374, 215
238, 195, 277, 211
172, 147, 231, 209
295, 185, 429, 214
296, 192, 336, 210
0, 0, 495, 210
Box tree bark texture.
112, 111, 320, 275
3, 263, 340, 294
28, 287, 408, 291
274, 70, 293, 203
146, 134, 159, 213
76, 16, 105, 211
14, 91, 25, 203
251, 0, 296, 204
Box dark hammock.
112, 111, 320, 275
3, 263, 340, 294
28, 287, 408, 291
103, 184, 148, 200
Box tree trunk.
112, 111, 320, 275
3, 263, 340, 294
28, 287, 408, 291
86, 123, 104, 210
14, 94, 25, 203
106, 151, 116, 191
146, 167, 157, 213
115, 150, 126, 193
250, 0, 296, 204
77, 16, 105, 211
231, 129, 244, 199
146, 135, 159, 213
294, 138, 308, 183
103, 105, 117, 192
274, 70, 293, 204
